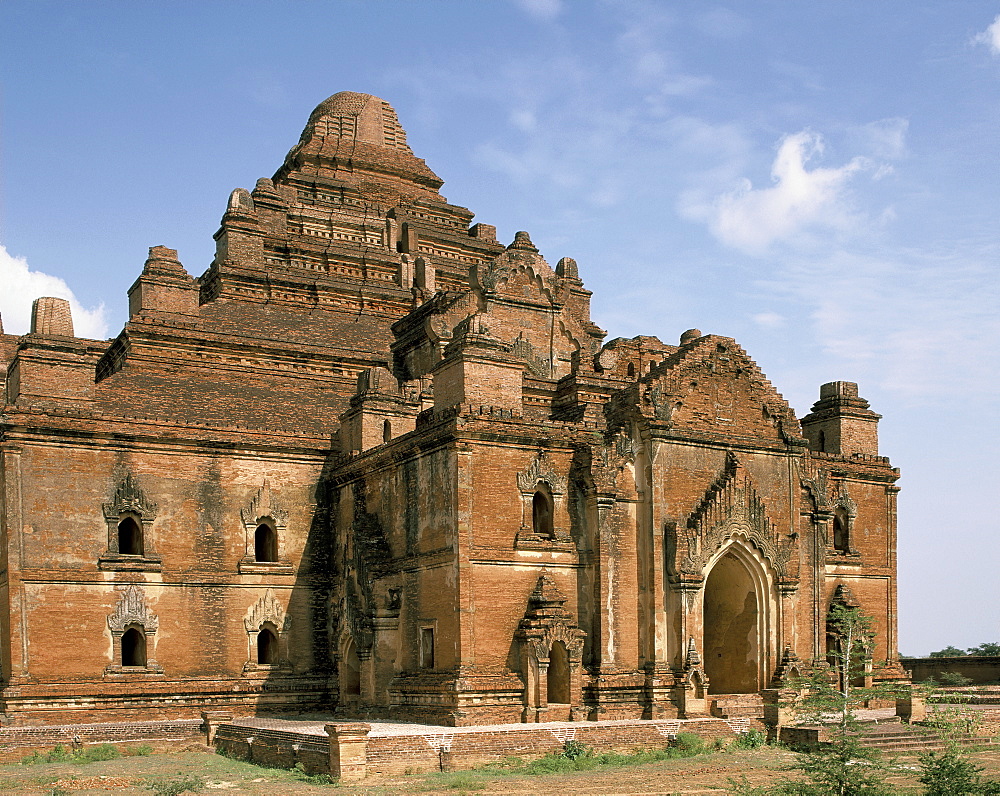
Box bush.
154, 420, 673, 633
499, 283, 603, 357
732, 729, 767, 749
78, 743, 121, 762
937, 671, 973, 686
561, 739, 591, 760
673, 732, 707, 755
144, 774, 205, 796
919, 747, 1000, 795
291, 762, 335, 784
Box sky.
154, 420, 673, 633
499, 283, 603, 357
1, 1, 998, 656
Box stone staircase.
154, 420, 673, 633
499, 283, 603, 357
853, 721, 993, 755
709, 693, 765, 720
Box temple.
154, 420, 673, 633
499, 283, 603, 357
0, 92, 903, 725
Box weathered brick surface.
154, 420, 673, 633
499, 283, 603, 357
0, 719, 202, 761
0, 91, 904, 727
215, 716, 763, 775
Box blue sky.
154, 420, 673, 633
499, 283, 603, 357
1, 1, 998, 655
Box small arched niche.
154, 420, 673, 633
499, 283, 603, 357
532, 487, 554, 538
117, 515, 144, 556
121, 626, 147, 667
342, 638, 361, 697
832, 511, 849, 553
254, 521, 278, 563
257, 624, 279, 665
547, 640, 570, 704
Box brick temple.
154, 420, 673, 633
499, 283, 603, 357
0, 92, 904, 725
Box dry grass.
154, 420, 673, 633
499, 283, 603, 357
3, 742, 1000, 795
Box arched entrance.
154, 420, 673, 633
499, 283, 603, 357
547, 640, 570, 705
342, 638, 361, 699
702, 544, 771, 694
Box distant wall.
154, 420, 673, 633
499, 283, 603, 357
904, 656, 1000, 684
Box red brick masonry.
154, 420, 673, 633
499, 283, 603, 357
214, 715, 767, 776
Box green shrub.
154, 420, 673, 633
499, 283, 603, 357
732, 729, 767, 749
919, 747, 1000, 795
78, 743, 121, 762
291, 762, 335, 784
144, 774, 205, 796
938, 671, 974, 687
673, 732, 706, 756
561, 739, 591, 760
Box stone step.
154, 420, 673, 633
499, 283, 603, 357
708, 693, 765, 720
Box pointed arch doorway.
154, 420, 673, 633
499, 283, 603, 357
702, 541, 774, 694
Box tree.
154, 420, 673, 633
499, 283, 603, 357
731, 605, 897, 795
928, 645, 966, 658
967, 642, 1000, 657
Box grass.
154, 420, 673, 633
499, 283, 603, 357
416, 732, 728, 790
143, 774, 206, 796
11, 734, 1000, 794
20, 743, 153, 765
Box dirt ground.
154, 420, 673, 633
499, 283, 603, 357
4, 744, 1000, 795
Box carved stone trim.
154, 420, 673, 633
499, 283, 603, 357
105, 584, 162, 674
99, 474, 161, 571
243, 588, 290, 634
243, 588, 292, 672
516, 452, 572, 547
677, 453, 792, 578
238, 480, 294, 573
517, 451, 567, 496
103, 473, 157, 521
240, 479, 288, 527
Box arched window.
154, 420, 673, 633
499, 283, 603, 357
254, 522, 278, 563
257, 626, 278, 664
817, 430, 827, 453
383, 419, 392, 443
343, 639, 361, 696
832, 510, 850, 554
547, 641, 570, 704
420, 627, 435, 669
121, 626, 147, 667
117, 516, 144, 556
532, 489, 554, 538
626, 362, 635, 378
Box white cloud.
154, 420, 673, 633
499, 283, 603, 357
752, 311, 785, 329
509, 109, 538, 132
975, 14, 1000, 55
765, 247, 1000, 402
852, 118, 908, 160
0, 244, 108, 339
691, 130, 868, 254
513, 0, 562, 22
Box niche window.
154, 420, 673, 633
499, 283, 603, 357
117, 515, 144, 556
383, 419, 392, 444
532, 488, 554, 538
829, 495, 859, 558
106, 584, 163, 674
99, 474, 162, 572
121, 626, 147, 667
243, 589, 291, 673
419, 626, 435, 669
254, 521, 278, 563
257, 624, 279, 665
515, 452, 574, 550
239, 481, 294, 575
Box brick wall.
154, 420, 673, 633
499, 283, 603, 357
214, 717, 763, 776
0, 719, 202, 762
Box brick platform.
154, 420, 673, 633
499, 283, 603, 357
214, 715, 765, 777
0, 719, 202, 762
